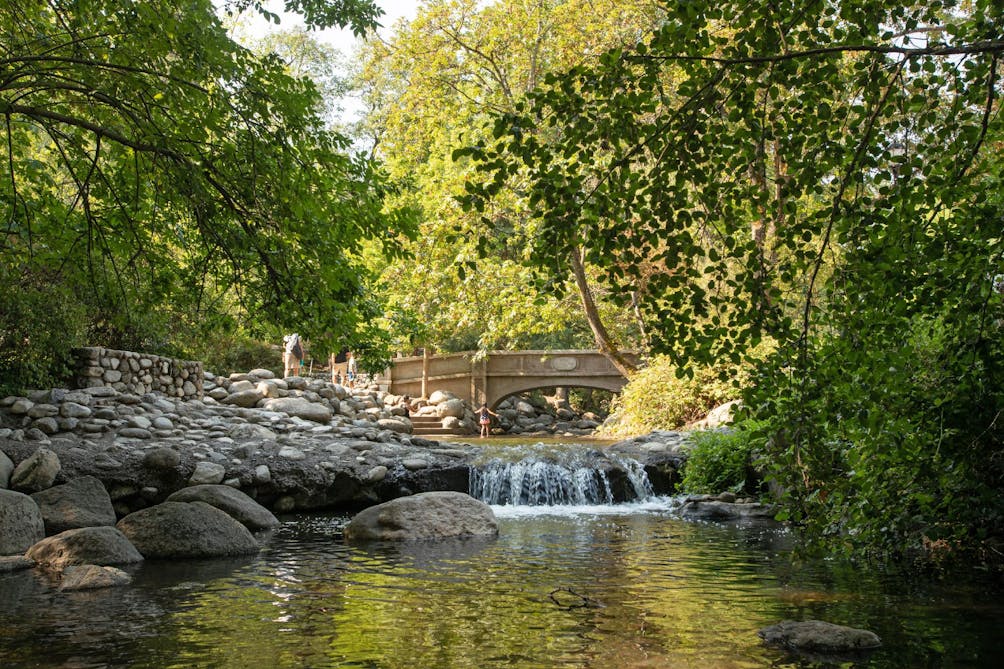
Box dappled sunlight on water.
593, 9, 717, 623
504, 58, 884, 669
2, 506, 1003, 668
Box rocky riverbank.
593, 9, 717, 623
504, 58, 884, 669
0, 371, 685, 518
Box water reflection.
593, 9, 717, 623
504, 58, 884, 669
1, 507, 1002, 668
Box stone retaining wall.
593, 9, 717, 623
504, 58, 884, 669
71, 347, 203, 399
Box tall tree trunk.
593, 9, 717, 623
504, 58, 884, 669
569, 246, 637, 376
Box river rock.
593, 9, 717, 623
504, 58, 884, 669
436, 398, 466, 419
144, 447, 181, 471
59, 564, 133, 591
344, 491, 498, 541
759, 620, 882, 655
261, 397, 333, 423
223, 389, 263, 408
677, 497, 778, 522
0, 488, 46, 555
166, 485, 279, 531
0, 555, 34, 572
30, 476, 117, 535
10, 447, 61, 492
116, 501, 260, 558
26, 526, 143, 569
189, 461, 226, 485
0, 449, 13, 488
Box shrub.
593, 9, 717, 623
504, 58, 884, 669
598, 354, 750, 437
681, 424, 763, 495
0, 274, 88, 394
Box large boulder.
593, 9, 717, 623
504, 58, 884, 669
116, 501, 260, 558
344, 491, 498, 542
0, 488, 45, 555
26, 526, 143, 569
759, 620, 882, 655
10, 447, 61, 492
0, 449, 14, 488
167, 485, 280, 531
30, 476, 117, 535
436, 398, 467, 419
260, 397, 333, 423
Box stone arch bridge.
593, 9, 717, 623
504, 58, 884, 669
386, 350, 640, 409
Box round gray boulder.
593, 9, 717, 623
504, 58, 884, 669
344, 491, 498, 542
26, 526, 143, 569
260, 397, 333, 423
0, 488, 45, 555
166, 485, 280, 531
116, 501, 260, 558
30, 476, 117, 535
10, 447, 61, 492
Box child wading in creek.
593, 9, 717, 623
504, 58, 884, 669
478, 402, 498, 437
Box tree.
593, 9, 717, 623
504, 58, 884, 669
462, 0, 1004, 561
355, 0, 666, 357
0, 0, 415, 387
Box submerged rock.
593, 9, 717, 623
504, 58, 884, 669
344, 491, 498, 541
59, 564, 132, 591
759, 619, 882, 656
677, 496, 778, 523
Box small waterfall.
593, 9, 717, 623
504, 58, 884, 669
469, 444, 654, 506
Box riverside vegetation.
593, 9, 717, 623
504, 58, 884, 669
1, 0, 1002, 571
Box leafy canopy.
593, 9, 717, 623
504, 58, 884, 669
461, 0, 1004, 561
0, 0, 416, 385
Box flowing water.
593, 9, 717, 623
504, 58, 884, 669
1, 443, 1002, 668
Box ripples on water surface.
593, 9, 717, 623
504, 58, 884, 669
2, 500, 1003, 668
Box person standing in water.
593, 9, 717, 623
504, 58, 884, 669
478, 402, 498, 437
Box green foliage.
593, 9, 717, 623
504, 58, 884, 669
681, 425, 763, 495
0, 271, 88, 394
750, 198, 1004, 561
600, 355, 745, 436
356, 0, 664, 354
461, 0, 1004, 563
0, 0, 415, 379
188, 334, 280, 377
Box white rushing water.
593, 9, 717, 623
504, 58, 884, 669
469, 443, 655, 507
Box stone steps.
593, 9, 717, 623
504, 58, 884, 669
410, 415, 463, 437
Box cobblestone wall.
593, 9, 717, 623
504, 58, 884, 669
71, 347, 203, 399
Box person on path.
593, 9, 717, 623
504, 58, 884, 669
283, 333, 303, 378
346, 352, 358, 387
478, 402, 499, 437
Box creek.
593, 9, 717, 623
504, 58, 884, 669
1, 441, 1002, 668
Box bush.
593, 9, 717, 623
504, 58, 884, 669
681, 424, 763, 495
0, 274, 88, 394
598, 354, 750, 437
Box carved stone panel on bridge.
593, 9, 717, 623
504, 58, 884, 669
549, 356, 578, 372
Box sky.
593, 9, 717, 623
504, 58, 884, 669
221, 0, 420, 126
234, 0, 419, 55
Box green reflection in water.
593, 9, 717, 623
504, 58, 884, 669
2, 510, 1002, 668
